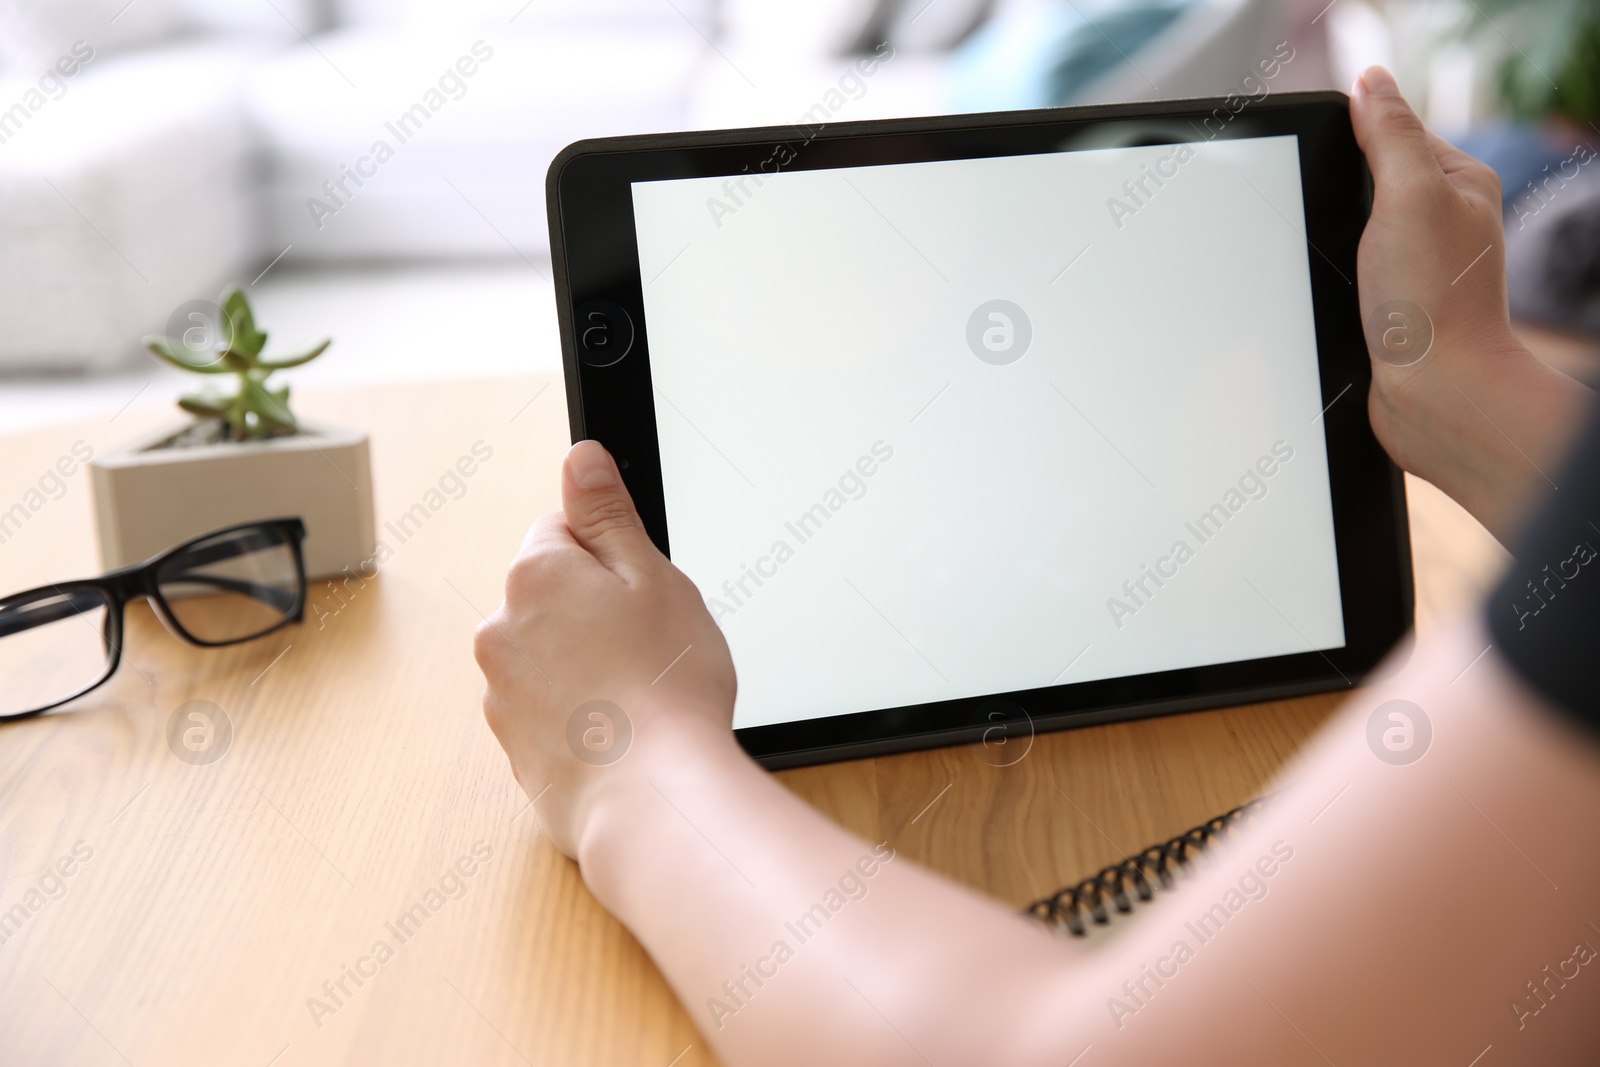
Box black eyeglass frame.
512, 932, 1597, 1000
0, 517, 307, 722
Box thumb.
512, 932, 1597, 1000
562, 440, 655, 575
1350, 66, 1443, 193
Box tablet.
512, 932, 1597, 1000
547, 91, 1412, 769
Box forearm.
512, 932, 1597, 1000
1372, 338, 1593, 547
1063, 617, 1600, 1062
576, 710, 1093, 1067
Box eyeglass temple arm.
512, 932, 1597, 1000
0, 589, 110, 638
0, 576, 299, 639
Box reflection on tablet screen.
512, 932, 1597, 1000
631, 133, 1345, 730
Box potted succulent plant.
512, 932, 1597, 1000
89, 286, 374, 579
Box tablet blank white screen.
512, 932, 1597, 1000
631, 134, 1345, 730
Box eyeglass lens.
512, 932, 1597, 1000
0, 587, 116, 718
155, 525, 300, 643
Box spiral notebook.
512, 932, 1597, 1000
1024, 797, 1269, 937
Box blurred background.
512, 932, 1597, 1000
0, 0, 1595, 430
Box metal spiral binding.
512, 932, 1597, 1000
1024, 796, 1269, 936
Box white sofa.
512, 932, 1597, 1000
0, 0, 717, 370
0, 41, 266, 372
245, 28, 706, 261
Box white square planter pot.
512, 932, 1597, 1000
90, 422, 375, 580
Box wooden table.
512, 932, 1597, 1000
0, 374, 1510, 1067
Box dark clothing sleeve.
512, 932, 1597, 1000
1486, 405, 1600, 724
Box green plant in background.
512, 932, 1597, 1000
1462, 0, 1600, 124
144, 286, 330, 442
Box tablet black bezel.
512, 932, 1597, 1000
546, 91, 1412, 769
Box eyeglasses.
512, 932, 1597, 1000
0, 518, 307, 722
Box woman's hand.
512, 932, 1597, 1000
473, 440, 737, 858
1351, 66, 1592, 544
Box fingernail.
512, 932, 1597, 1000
1359, 67, 1398, 98
571, 443, 618, 488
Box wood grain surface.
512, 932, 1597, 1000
0, 374, 1508, 1067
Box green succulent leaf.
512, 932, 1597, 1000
177, 393, 231, 419
221, 286, 268, 361
255, 338, 331, 371
219, 348, 253, 373
243, 377, 297, 431
144, 335, 233, 374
